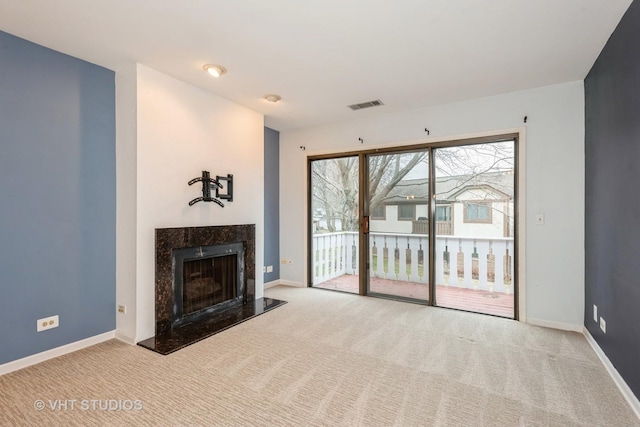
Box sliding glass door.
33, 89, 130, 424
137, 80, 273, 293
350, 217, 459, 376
309, 156, 360, 294
308, 135, 517, 319
433, 141, 516, 317
366, 150, 430, 302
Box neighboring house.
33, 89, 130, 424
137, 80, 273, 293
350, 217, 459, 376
370, 171, 514, 238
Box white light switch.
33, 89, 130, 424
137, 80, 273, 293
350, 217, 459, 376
535, 213, 545, 225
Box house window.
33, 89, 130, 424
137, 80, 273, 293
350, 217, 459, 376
398, 204, 415, 221
371, 204, 385, 220
435, 205, 451, 221
464, 202, 492, 223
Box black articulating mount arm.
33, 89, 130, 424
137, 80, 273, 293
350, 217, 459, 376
188, 171, 224, 207
216, 174, 233, 202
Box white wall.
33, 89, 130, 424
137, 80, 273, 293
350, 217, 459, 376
134, 65, 264, 342
115, 64, 138, 344
280, 81, 585, 329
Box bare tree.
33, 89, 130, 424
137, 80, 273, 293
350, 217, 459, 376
312, 152, 427, 232
311, 141, 515, 233
312, 157, 360, 231
368, 152, 428, 210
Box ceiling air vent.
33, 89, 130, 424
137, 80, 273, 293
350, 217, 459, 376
347, 99, 384, 111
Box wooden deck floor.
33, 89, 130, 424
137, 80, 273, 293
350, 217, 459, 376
314, 274, 514, 318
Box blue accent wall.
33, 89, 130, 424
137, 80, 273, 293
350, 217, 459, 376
585, 1, 640, 399
264, 127, 280, 283
0, 31, 116, 364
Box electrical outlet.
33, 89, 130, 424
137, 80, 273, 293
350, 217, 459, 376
117, 305, 126, 314
593, 304, 598, 323
266, 265, 273, 273
600, 317, 606, 333
37, 315, 59, 332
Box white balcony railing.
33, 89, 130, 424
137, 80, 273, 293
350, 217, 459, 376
312, 232, 514, 293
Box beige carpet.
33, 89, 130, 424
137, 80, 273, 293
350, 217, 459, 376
1, 285, 638, 426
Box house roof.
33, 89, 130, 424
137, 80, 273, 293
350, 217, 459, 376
381, 171, 514, 204
0, 1, 633, 131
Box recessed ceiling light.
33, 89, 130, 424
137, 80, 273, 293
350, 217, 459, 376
264, 94, 282, 103
203, 64, 226, 78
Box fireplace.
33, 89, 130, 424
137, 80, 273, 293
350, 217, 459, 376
153, 224, 256, 336
139, 224, 286, 355
172, 242, 244, 328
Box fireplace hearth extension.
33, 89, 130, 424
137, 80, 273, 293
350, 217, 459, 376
137, 224, 286, 355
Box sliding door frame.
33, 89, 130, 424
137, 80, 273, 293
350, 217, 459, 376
363, 147, 431, 305
307, 132, 520, 320
306, 151, 366, 295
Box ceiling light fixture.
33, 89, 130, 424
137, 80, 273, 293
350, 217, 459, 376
203, 64, 226, 78
264, 94, 282, 103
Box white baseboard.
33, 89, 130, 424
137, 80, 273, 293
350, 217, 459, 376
583, 327, 640, 420
115, 331, 136, 345
264, 279, 281, 289
526, 317, 583, 332
276, 280, 305, 288
0, 330, 116, 376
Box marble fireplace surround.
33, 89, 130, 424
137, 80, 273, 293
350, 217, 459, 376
139, 223, 286, 355
154, 224, 256, 336
138, 224, 286, 355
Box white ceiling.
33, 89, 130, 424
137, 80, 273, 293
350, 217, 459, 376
0, 0, 633, 131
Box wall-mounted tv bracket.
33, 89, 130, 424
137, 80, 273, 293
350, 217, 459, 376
216, 174, 233, 202
188, 171, 224, 207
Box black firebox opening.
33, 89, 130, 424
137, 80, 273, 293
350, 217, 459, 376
172, 242, 245, 328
